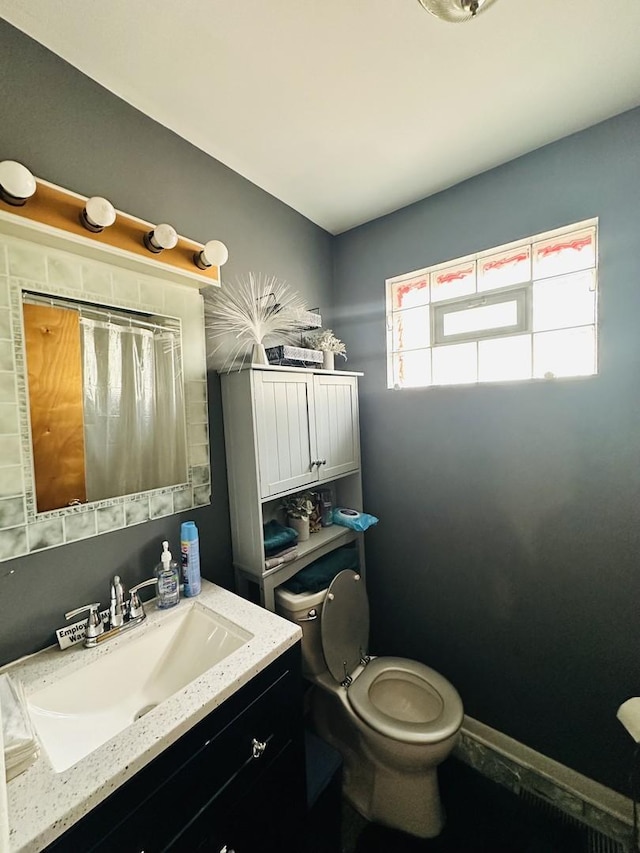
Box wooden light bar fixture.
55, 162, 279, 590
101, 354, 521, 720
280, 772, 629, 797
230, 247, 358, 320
0, 161, 227, 288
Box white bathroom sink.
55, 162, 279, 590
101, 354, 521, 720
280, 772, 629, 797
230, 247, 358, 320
28, 603, 253, 773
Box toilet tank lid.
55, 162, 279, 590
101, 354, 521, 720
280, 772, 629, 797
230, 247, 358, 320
275, 585, 328, 612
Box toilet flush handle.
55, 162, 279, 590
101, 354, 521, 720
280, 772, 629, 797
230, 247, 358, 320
299, 608, 318, 622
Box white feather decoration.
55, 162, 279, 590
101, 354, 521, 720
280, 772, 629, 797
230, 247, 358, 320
203, 273, 312, 372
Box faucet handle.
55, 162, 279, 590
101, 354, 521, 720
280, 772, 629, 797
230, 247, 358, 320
110, 575, 126, 628
128, 577, 158, 619
64, 603, 104, 640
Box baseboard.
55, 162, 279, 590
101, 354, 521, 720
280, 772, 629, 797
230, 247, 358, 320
454, 716, 634, 851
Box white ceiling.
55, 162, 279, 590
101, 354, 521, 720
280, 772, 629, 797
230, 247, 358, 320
3, 0, 640, 234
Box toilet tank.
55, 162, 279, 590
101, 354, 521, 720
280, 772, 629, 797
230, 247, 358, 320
275, 586, 328, 678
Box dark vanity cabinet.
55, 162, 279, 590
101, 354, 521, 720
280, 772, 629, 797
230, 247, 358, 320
45, 645, 306, 853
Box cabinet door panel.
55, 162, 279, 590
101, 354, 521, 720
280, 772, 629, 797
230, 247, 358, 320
314, 375, 360, 481
255, 371, 318, 497
168, 740, 304, 852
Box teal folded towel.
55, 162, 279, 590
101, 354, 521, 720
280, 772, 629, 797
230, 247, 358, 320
284, 546, 358, 594
263, 519, 298, 557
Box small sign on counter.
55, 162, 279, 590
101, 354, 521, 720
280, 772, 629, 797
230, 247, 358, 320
56, 609, 109, 649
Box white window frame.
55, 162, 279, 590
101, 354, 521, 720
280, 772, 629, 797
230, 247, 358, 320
432, 285, 531, 346
385, 218, 598, 389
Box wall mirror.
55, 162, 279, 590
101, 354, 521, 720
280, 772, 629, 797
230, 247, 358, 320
23, 291, 188, 512
0, 223, 211, 562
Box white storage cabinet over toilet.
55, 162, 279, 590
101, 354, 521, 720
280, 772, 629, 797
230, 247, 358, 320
221, 365, 365, 610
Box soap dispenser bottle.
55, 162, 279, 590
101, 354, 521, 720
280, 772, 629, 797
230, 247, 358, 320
155, 540, 179, 609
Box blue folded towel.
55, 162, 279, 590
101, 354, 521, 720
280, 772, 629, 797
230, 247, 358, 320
263, 519, 299, 557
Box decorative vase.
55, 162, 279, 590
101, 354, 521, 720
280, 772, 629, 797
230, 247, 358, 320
322, 351, 335, 371
252, 342, 268, 365
288, 515, 310, 542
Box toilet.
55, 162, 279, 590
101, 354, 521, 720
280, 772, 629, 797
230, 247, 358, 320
275, 569, 464, 839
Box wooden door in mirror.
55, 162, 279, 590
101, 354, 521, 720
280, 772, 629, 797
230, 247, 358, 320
23, 302, 87, 512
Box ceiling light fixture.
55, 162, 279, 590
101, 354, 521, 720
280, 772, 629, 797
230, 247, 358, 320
194, 239, 229, 271
417, 0, 497, 23
143, 223, 178, 254
79, 196, 117, 233
0, 160, 37, 206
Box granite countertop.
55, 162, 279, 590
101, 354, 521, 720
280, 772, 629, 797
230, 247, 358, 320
2, 581, 301, 852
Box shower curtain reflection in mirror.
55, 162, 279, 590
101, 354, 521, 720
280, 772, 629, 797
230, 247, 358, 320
81, 319, 187, 502
23, 297, 188, 513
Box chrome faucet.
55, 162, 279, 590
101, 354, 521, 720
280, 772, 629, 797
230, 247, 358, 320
65, 575, 158, 648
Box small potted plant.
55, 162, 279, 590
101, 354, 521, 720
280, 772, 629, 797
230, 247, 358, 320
281, 491, 315, 541
305, 329, 347, 371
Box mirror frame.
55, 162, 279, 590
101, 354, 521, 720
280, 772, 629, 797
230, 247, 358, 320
0, 216, 212, 562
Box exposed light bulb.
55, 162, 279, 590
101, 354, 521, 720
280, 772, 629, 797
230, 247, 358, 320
194, 239, 229, 270
0, 160, 37, 206
80, 196, 116, 232
143, 223, 178, 253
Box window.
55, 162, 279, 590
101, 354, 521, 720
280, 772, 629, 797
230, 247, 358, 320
386, 219, 598, 389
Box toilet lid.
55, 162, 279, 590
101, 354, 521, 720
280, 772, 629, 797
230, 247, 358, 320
347, 656, 464, 744
320, 570, 369, 683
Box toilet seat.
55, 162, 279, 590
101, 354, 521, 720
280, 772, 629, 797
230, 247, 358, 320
320, 570, 463, 745
347, 656, 463, 744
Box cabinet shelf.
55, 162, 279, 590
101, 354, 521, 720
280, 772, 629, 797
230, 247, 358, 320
246, 363, 363, 377
263, 525, 357, 580
260, 468, 357, 504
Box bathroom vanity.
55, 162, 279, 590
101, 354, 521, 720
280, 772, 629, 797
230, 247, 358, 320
0, 186, 302, 850
45, 647, 304, 852
4, 582, 304, 852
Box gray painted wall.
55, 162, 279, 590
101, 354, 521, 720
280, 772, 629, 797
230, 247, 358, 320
0, 21, 333, 665
333, 107, 640, 795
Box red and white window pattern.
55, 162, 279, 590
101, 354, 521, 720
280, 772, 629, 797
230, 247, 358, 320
386, 220, 598, 388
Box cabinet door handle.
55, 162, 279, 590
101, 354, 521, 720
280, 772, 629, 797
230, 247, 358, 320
252, 737, 268, 759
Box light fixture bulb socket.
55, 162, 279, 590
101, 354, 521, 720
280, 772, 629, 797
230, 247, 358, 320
0, 160, 37, 206
194, 239, 229, 270
80, 196, 116, 233
144, 223, 178, 253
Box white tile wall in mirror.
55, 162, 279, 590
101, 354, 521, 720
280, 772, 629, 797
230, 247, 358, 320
0, 230, 211, 562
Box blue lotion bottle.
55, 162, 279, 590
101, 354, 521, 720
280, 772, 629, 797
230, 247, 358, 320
156, 540, 180, 609
181, 521, 201, 597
